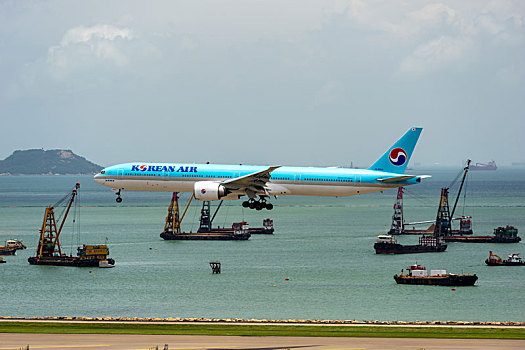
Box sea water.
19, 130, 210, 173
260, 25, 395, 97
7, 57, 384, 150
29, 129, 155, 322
0, 168, 524, 322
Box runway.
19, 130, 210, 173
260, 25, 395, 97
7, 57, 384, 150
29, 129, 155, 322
2, 333, 525, 350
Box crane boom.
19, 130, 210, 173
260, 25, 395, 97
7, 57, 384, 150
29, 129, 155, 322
450, 160, 471, 219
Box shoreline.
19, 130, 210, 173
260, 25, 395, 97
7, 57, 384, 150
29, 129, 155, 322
1, 316, 524, 328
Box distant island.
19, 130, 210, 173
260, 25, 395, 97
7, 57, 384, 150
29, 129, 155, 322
0, 149, 103, 175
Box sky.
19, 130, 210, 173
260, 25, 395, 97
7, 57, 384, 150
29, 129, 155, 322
1, 0, 524, 168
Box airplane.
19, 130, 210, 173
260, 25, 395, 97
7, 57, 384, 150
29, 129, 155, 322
94, 127, 429, 210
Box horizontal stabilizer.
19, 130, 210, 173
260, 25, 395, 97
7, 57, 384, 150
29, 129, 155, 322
377, 175, 417, 183
377, 175, 431, 183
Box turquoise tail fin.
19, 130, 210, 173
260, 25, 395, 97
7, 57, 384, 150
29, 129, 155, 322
368, 127, 422, 174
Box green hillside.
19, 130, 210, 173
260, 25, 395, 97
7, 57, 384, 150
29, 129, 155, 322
0, 149, 102, 175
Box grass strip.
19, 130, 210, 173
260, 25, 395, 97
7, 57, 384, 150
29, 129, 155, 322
0, 322, 524, 339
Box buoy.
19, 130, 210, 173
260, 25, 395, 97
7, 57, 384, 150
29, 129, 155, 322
451, 288, 456, 291
273, 285, 276, 287
285, 278, 289, 281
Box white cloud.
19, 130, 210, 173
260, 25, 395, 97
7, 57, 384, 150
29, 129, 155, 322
47, 24, 133, 71
328, 1, 457, 40
59, 24, 132, 46
399, 35, 474, 74
407, 3, 456, 27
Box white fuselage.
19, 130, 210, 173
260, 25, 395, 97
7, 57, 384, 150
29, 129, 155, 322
94, 163, 421, 199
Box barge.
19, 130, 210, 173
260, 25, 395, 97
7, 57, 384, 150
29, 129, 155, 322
374, 235, 447, 254
443, 226, 520, 243
198, 219, 274, 235
28, 245, 115, 267
162, 222, 251, 240
394, 264, 478, 286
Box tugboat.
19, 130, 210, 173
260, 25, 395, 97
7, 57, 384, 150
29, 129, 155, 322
374, 235, 447, 254
394, 264, 478, 286
485, 251, 525, 266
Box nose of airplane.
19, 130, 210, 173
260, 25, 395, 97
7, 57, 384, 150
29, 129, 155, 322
94, 173, 104, 184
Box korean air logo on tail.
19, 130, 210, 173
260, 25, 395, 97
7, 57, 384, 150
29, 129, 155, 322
389, 148, 407, 166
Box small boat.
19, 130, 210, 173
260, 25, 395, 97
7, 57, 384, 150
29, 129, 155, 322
394, 264, 478, 286
0, 245, 16, 256
0, 257, 6, 264
4, 239, 26, 250
98, 259, 114, 268
485, 251, 525, 266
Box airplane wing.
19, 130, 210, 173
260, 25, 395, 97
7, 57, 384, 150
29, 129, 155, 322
222, 165, 281, 197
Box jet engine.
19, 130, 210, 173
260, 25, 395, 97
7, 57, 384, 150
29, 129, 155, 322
194, 181, 229, 201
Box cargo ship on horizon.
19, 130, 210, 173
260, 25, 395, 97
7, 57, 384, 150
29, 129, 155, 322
470, 161, 497, 171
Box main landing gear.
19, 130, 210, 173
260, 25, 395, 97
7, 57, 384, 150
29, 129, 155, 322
115, 190, 122, 203
242, 198, 273, 211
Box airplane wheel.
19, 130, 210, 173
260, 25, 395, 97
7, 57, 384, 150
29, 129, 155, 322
242, 201, 249, 208
249, 201, 256, 209
116, 197, 122, 203
266, 203, 273, 210
255, 202, 264, 211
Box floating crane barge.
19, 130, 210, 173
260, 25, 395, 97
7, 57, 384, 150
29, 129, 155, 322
389, 161, 473, 236
196, 201, 274, 235
160, 193, 252, 240
28, 183, 114, 267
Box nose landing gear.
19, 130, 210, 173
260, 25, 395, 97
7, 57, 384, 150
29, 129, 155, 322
115, 190, 123, 203
242, 198, 273, 210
